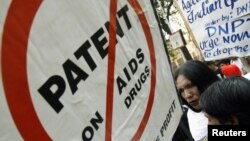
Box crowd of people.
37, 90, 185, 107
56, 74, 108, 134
171, 57, 250, 141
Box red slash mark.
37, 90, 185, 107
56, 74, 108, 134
105, 0, 118, 141
105, 0, 156, 141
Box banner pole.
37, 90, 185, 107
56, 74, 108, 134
173, 0, 205, 61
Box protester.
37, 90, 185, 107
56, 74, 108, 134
218, 58, 230, 68
205, 61, 224, 79
200, 77, 250, 125
173, 60, 219, 141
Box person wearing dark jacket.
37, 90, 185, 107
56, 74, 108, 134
205, 61, 224, 79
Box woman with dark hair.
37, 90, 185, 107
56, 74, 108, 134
173, 60, 219, 141
200, 77, 250, 125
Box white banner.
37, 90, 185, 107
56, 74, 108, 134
177, 0, 250, 60
0, 0, 182, 141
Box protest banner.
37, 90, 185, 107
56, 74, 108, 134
0, 0, 182, 140
176, 0, 250, 61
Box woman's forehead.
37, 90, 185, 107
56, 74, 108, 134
176, 75, 192, 88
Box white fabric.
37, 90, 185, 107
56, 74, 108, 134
187, 109, 208, 141
244, 72, 250, 80
231, 58, 244, 75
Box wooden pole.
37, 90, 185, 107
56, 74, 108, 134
173, 0, 205, 61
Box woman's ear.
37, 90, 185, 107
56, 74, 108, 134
223, 116, 239, 125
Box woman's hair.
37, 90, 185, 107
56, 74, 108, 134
174, 60, 219, 111
174, 60, 219, 93
200, 77, 250, 124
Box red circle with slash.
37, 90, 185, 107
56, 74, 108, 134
1, 0, 156, 140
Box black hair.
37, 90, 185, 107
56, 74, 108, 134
174, 60, 219, 112
200, 77, 250, 125
205, 61, 215, 66
218, 59, 230, 66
